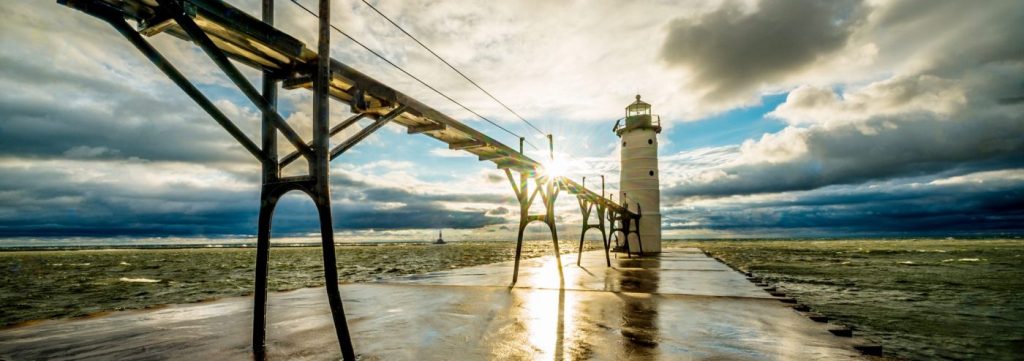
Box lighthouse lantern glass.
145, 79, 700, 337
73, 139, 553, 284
625, 98, 652, 129
626, 102, 650, 118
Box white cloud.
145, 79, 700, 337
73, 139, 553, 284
929, 169, 1024, 187
429, 148, 474, 158
3, 0, 1023, 238
768, 75, 967, 127
664, 61, 1024, 199
63, 146, 121, 159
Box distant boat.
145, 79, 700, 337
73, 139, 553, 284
434, 230, 446, 245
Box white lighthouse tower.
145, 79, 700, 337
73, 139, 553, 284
614, 95, 662, 253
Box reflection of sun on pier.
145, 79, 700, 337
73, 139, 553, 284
516, 259, 576, 359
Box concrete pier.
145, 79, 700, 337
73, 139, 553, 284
0, 248, 867, 360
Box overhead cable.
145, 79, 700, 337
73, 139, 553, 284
359, 0, 547, 137
289, 0, 538, 150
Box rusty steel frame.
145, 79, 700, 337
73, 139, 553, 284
58, 0, 646, 358
609, 202, 643, 258
255, 1, 361, 359
575, 176, 611, 267
60, 0, 362, 359
558, 176, 639, 262
504, 137, 563, 284
159, 0, 315, 162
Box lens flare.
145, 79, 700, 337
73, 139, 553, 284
541, 156, 569, 178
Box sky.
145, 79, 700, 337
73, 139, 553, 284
0, 0, 1022, 242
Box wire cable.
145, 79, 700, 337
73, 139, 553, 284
289, 0, 538, 150
358, 0, 547, 137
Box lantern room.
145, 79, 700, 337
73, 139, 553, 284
615, 95, 662, 136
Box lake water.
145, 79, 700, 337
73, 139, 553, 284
1, 238, 1021, 360
0, 240, 597, 328
679, 238, 1024, 361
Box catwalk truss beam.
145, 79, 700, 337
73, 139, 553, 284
609, 201, 644, 257
563, 176, 611, 267
505, 168, 562, 284
559, 176, 642, 256
57, 0, 642, 359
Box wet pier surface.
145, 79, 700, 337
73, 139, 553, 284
0, 248, 867, 360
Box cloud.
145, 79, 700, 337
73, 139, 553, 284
272, 0, 762, 121
768, 74, 966, 127
865, 0, 1024, 76
488, 206, 509, 216
3, 0, 1023, 240
660, 0, 866, 104
664, 169, 1024, 235
429, 148, 475, 158
667, 60, 1024, 198
272, 198, 504, 232
484, 173, 504, 183
63, 146, 122, 159
0, 3, 261, 166
653, 0, 1024, 236
355, 187, 506, 204
0, 157, 506, 237
0, 158, 256, 237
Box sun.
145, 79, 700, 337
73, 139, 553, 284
541, 156, 569, 179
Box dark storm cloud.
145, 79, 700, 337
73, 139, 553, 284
660, 0, 865, 100
0, 96, 251, 164
0, 0, 508, 239
665, 172, 1024, 235
871, 0, 1024, 77
358, 187, 506, 204
0, 169, 257, 237
656, 0, 1024, 236
0, 161, 505, 237
265, 198, 505, 233
667, 65, 1024, 199
328, 176, 507, 230
0, 1, 294, 168
0, 56, 255, 164
0, 195, 503, 237
666, 112, 1024, 198
336, 204, 501, 230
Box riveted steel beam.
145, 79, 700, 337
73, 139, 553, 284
279, 113, 367, 168
77, 4, 264, 161
156, 0, 314, 162
330, 105, 408, 160
506, 169, 563, 285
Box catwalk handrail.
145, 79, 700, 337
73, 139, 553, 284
558, 177, 636, 216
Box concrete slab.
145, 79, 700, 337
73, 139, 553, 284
389, 248, 768, 298
0, 247, 867, 360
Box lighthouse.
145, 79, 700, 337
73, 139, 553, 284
614, 95, 662, 253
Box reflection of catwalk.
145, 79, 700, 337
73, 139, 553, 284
434, 230, 446, 245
